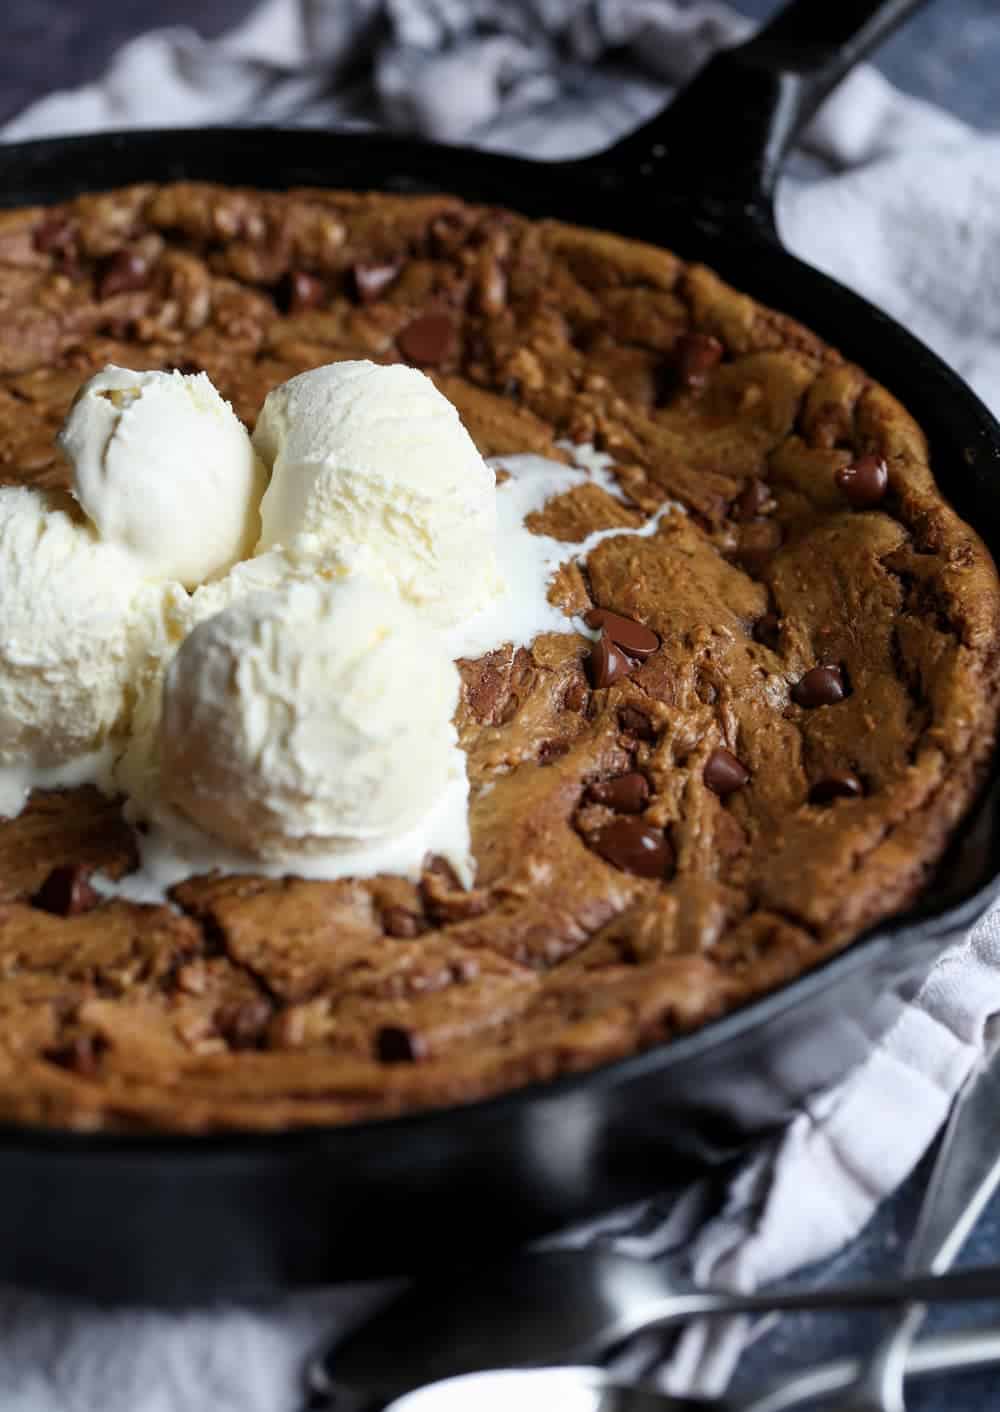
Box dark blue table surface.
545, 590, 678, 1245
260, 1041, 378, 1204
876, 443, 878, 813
0, 3, 998, 1409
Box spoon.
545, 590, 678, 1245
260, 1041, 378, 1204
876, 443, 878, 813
383, 1365, 711, 1411
316, 1250, 1000, 1407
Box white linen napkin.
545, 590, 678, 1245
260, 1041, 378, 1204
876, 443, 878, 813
3, 2, 1000, 1407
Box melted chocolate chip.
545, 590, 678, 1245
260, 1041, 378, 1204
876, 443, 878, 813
97, 250, 150, 300
32, 864, 99, 917
734, 479, 773, 522
217, 998, 272, 1049
619, 706, 656, 741
376, 1026, 427, 1063
835, 454, 889, 509
45, 1033, 106, 1077
753, 612, 782, 649
589, 632, 634, 688
792, 664, 847, 708
591, 818, 673, 879
675, 332, 724, 389
285, 269, 326, 313
383, 906, 424, 939
704, 748, 750, 796
584, 609, 660, 658
102, 317, 134, 341
428, 854, 461, 882
33, 215, 82, 277
33, 215, 76, 255
397, 311, 457, 366
587, 772, 650, 814
353, 261, 401, 303
810, 772, 864, 804
737, 520, 783, 575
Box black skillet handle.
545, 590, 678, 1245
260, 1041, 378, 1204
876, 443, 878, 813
585, 0, 929, 239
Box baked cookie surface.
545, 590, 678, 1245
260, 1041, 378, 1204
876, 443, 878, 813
0, 183, 997, 1131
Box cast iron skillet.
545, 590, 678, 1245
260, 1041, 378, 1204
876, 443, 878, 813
1, 0, 998, 1304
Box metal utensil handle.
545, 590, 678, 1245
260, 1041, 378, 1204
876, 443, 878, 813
629, 1260, 1000, 1332
587, 0, 929, 233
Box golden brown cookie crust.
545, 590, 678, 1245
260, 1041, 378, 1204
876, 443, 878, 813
0, 183, 997, 1132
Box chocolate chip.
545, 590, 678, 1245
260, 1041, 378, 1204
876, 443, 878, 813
584, 609, 660, 658
589, 632, 635, 688
734, 479, 773, 522
835, 453, 889, 508
102, 317, 134, 341
810, 771, 864, 804
703, 747, 750, 796
539, 739, 571, 767
737, 519, 783, 574
383, 906, 424, 939
588, 772, 650, 814
675, 332, 724, 389
836, 454, 892, 511
285, 269, 326, 313
353, 261, 401, 303
34, 215, 82, 277
753, 612, 782, 649
96, 250, 150, 300
33, 215, 76, 255
591, 818, 673, 879
397, 311, 457, 366
46, 1033, 106, 1078
792, 664, 847, 708
32, 864, 99, 917
619, 706, 656, 741
425, 854, 461, 887
376, 1025, 427, 1063
217, 998, 272, 1049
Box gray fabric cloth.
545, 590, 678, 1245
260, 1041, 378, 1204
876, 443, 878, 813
3, 2, 1000, 1408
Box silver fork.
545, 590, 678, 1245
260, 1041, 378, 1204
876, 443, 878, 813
743, 1024, 1000, 1412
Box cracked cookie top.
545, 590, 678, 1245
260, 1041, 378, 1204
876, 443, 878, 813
0, 183, 997, 1132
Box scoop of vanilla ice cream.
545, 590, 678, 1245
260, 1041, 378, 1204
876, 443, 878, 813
252, 360, 503, 625
159, 577, 464, 859
114, 548, 301, 812
59, 365, 267, 589
0, 487, 179, 809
